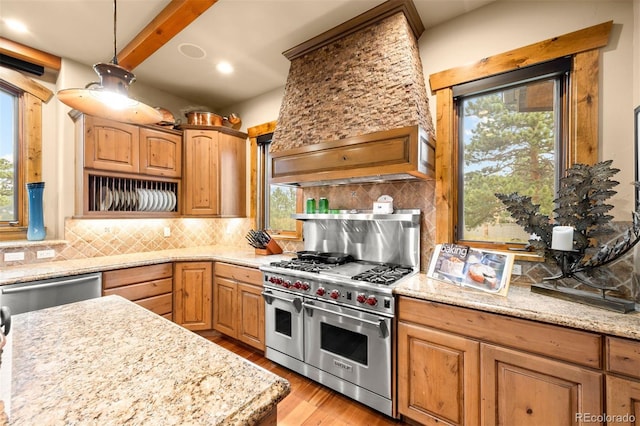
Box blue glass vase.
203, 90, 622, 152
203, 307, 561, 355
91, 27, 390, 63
26, 182, 46, 241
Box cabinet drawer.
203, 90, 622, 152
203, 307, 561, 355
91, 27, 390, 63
136, 293, 172, 316
103, 278, 172, 301
606, 336, 640, 379
103, 263, 172, 289
215, 263, 262, 285
398, 297, 602, 369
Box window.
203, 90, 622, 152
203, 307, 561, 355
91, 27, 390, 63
0, 85, 19, 223
429, 21, 611, 249
455, 59, 570, 244
249, 122, 302, 238
0, 67, 51, 241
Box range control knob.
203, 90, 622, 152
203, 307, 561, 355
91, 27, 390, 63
316, 287, 326, 296
269, 276, 277, 283
283, 280, 291, 288
330, 290, 340, 299
366, 296, 378, 306
356, 293, 367, 304
301, 282, 310, 291
293, 281, 302, 289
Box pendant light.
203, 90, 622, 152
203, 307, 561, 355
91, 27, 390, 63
57, 0, 162, 125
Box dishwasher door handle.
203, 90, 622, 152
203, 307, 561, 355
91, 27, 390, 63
1, 275, 99, 294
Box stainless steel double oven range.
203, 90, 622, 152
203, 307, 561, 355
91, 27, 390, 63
260, 209, 421, 417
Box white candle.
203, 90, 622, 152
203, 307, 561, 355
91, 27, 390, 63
551, 226, 574, 251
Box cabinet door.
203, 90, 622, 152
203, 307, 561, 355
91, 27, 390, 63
398, 322, 479, 425
237, 282, 265, 351
173, 262, 212, 331
218, 133, 246, 217
140, 127, 182, 177
213, 276, 237, 337
84, 116, 140, 173
481, 343, 603, 426
606, 375, 640, 425
183, 129, 219, 215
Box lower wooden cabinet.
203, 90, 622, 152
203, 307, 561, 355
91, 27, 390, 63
397, 296, 605, 426
173, 262, 212, 331
481, 343, 602, 426
605, 337, 640, 425
397, 322, 479, 425
102, 263, 173, 320
213, 262, 265, 350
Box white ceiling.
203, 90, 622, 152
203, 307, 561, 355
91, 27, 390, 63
0, 0, 494, 110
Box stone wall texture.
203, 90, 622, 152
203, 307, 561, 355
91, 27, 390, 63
271, 12, 434, 152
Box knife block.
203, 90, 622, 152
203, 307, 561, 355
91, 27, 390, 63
255, 239, 283, 255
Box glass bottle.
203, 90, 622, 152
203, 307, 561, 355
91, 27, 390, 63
26, 182, 46, 241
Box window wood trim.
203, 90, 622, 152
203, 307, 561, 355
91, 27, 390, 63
430, 22, 611, 246
0, 66, 51, 241
247, 121, 303, 240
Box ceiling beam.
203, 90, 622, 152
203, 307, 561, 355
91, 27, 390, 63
0, 37, 61, 71
117, 0, 218, 71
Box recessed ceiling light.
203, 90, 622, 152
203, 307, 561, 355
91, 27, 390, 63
4, 18, 28, 33
178, 43, 206, 59
216, 61, 234, 75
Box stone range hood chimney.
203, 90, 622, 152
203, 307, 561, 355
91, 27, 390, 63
270, 0, 435, 187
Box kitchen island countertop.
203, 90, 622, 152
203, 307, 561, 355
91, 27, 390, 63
1, 295, 290, 425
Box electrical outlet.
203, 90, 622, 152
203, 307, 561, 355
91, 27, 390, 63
4, 252, 25, 262
163, 227, 171, 237
512, 264, 522, 275
37, 249, 55, 259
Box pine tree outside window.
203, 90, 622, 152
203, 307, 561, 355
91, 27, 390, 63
454, 58, 571, 245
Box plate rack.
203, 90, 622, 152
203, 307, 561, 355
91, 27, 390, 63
88, 175, 179, 213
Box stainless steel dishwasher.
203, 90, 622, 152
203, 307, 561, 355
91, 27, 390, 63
0, 273, 102, 315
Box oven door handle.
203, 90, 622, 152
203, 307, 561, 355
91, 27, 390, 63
302, 302, 389, 338
261, 291, 303, 313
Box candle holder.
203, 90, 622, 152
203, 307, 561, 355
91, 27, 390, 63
496, 160, 640, 313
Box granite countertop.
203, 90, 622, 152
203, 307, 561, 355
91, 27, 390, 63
0, 245, 295, 285
2, 245, 638, 342
395, 274, 640, 341
1, 295, 290, 425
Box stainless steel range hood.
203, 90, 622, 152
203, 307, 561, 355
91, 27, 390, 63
269, 125, 435, 186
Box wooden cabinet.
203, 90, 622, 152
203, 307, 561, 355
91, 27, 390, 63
139, 127, 182, 178
397, 297, 604, 426
213, 263, 264, 350
84, 116, 140, 174
173, 262, 212, 331
75, 114, 182, 217
481, 344, 602, 426
102, 263, 173, 320
398, 322, 479, 425
182, 127, 246, 217
82, 115, 181, 178
606, 337, 640, 425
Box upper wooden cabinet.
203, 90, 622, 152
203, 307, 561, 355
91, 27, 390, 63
182, 126, 247, 217
74, 114, 182, 217
82, 115, 181, 178
139, 127, 182, 178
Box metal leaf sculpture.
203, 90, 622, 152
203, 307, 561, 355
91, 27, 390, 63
496, 160, 640, 290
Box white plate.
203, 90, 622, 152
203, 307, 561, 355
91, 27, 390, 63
163, 190, 171, 211
99, 187, 112, 211
169, 191, 177, 211
137, 188, 146, 211
150, 190, 159, 211
161, 190, 169, 211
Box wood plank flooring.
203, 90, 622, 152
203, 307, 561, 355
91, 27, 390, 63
198, 331, 408, 426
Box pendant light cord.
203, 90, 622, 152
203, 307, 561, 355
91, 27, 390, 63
112, 0, 118, 65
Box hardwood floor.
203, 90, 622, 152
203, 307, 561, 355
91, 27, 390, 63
198, 331, 408, 426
